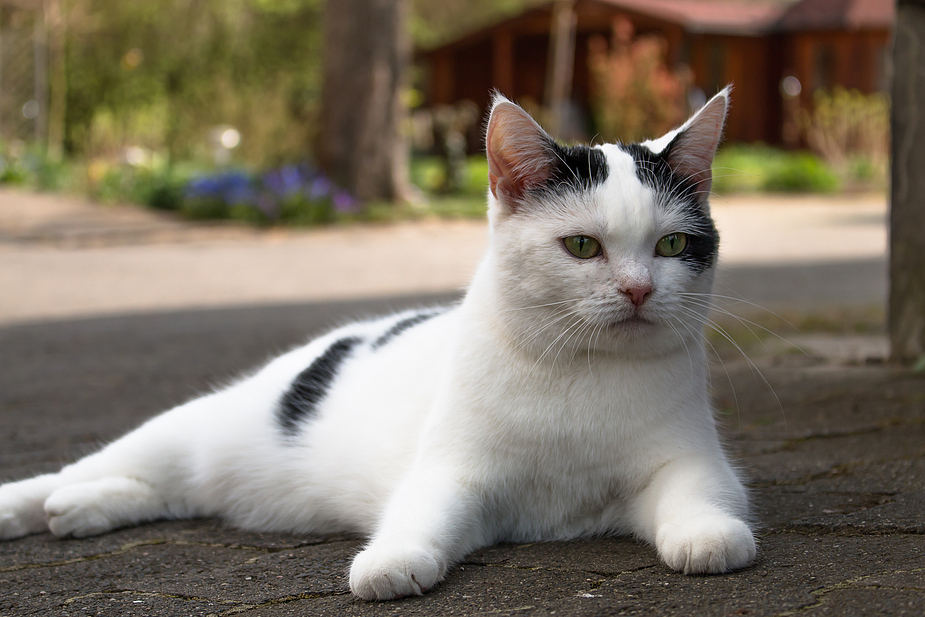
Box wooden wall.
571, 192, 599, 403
421, 9, 891, 148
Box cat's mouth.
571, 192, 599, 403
608, 315, 652, 329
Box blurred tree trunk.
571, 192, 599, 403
43, 0, 67, 158
318, 0, 409, 202
890, 0, 925, 363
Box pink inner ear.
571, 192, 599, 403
664, 94, 727, 201
486, 101, 554, 207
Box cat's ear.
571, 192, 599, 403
661, 87, 730, 203
486, 94, 555, 211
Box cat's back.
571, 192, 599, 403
293, 303, 461, 464
195, 304, 461, 532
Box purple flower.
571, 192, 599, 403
256, 193, 280, 218
332, 189, 359, 213
308, 175, 332, 200
263, 165, 304, 198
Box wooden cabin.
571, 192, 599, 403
419, 0, 894, 146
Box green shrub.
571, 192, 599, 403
0, 144, 75, 191
713, 144, 839, 194
763, 152, 840, 193
410, 155, 489, 198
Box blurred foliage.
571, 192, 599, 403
801, 88, 889, 190
713, 145, 840, 194
410, 155, 488, 199
411, 0, 536, 48
1, 135, 488, 223
62, 0, 323, 164
0, 140, 77, 191
587, 19, 688, 144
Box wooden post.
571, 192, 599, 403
43, 0, 65, 157
890, 0, 925, 363
545, 0, 576, 138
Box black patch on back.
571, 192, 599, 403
372, 310, 441, 349
534, 140, 609, 195
277, 336, 362, 436
621, 142, 719, 273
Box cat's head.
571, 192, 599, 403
484, 89, 729, 359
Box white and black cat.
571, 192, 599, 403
0, 89, 755, 600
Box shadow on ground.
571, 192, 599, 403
2, 284, 923, 616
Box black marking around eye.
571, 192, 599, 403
535, 140, 609, 195
621, 143, 719, 273
372, 310, 442, 349
278, 336, 363, 437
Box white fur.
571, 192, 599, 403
0, 92, 754, 601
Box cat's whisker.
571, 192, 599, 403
586, 320, 607, 376
557, 318, 591, 368
676, 305, 786, 428
671, 312, 743, 433
679, 293, 810, 356
533, 315, 586, 371
508, 303, 586, 358
664, 317, 696, 378
500, 298, 583, 313
681, 297, 771, 352
509, 308, 579, 356
681, 292, 800, 330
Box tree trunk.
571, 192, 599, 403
890, 0, 925, 363
318, 0, 409, 202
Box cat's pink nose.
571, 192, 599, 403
622, 285, 652, 307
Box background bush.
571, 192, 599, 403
713, 145, 840, 194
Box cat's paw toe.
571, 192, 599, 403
0, 506, 46, 540
0, 482, 53, 540
44, 486, 116, 538
656, 514, 756, 574
349, 544, 446, 601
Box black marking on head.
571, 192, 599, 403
278, 336, 362, 437
621, 142, 719, 273
372, 310, 442, 349
533, 140, 609, 196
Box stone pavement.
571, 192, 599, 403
1, 188, 922, 616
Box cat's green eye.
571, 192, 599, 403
655, 233, 688, 257
563, 235, 602, 259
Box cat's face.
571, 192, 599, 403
485, 91, 728, 360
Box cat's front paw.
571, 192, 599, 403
0, 478, 56, 540
656, 514, 756, 574
349, 543, 446, 601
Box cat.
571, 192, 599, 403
0, 88, 756, 601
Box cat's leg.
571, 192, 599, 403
348, 467, 488, 601
0, 392, 228, 540
632, 454, 756, 574
1, 446, 194, 540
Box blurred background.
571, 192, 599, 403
0, 0, 891, 220
2, 0, 921, 363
